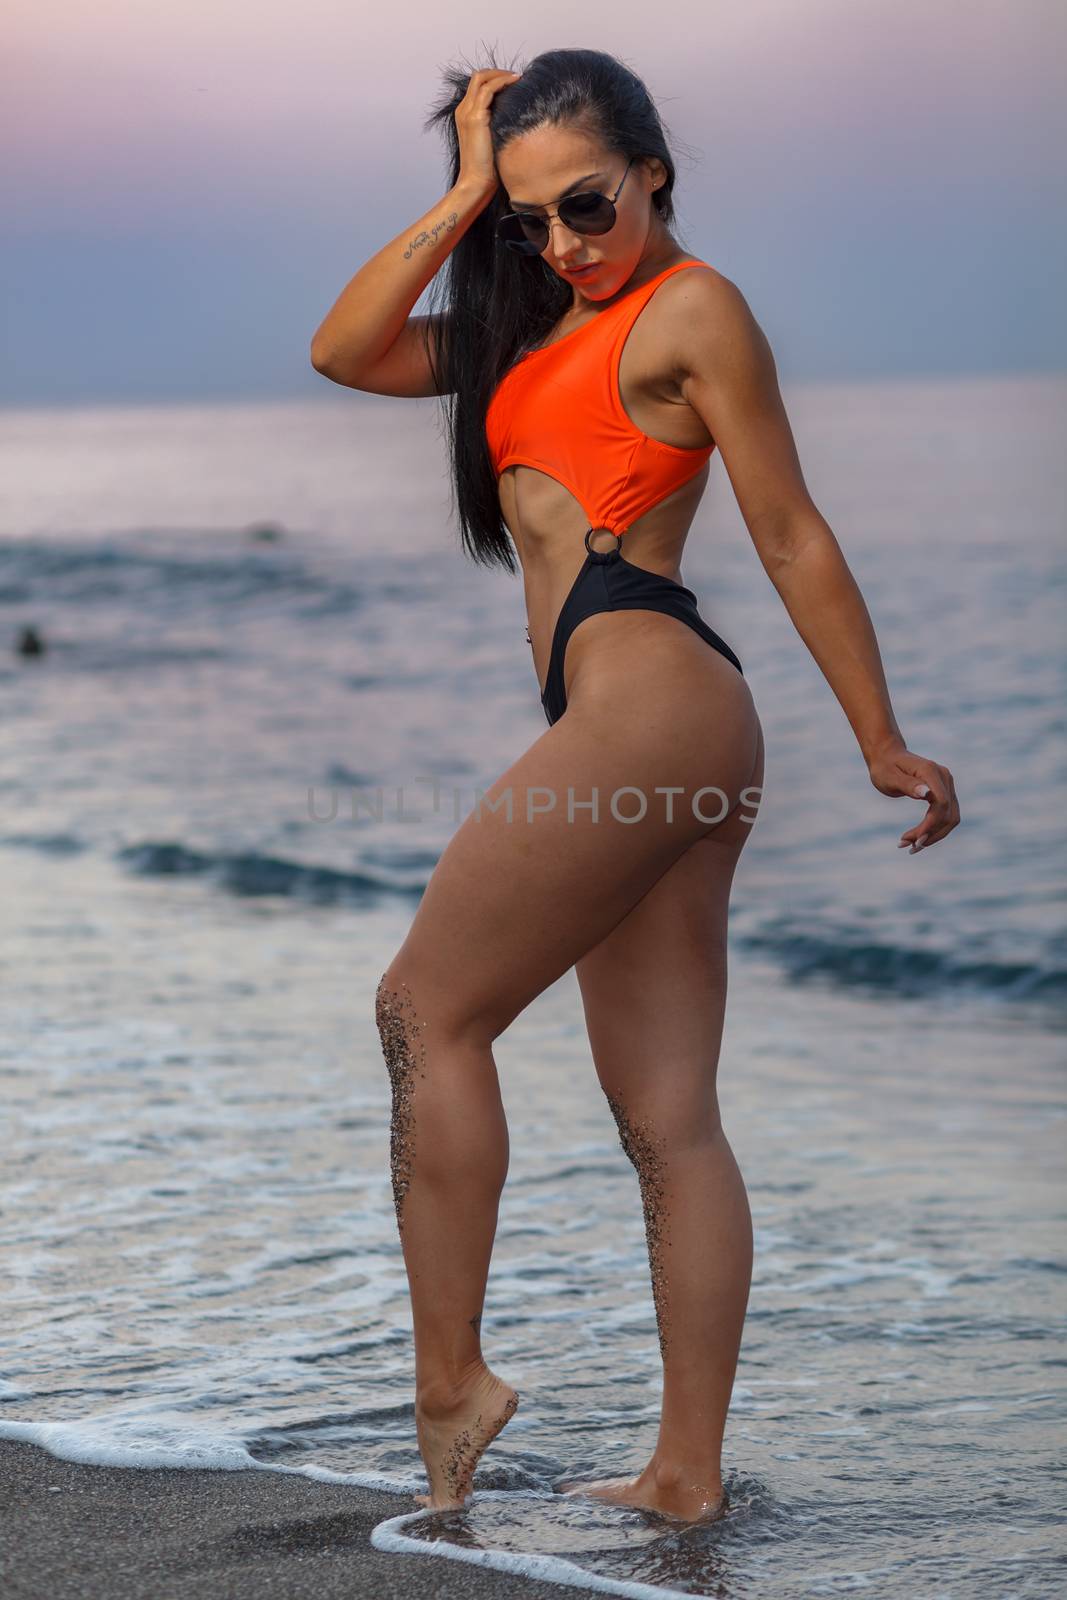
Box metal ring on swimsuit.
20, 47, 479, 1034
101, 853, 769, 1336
584, 526, 623, 555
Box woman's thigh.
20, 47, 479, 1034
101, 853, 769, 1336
382, 661, 762, 1044
574, 715, 764, 1131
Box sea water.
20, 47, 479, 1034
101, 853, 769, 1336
1, 377, 1064, 1597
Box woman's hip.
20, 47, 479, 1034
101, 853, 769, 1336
556, 609, 755, 753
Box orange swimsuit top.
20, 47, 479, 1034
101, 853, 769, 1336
486, 259, 714, 537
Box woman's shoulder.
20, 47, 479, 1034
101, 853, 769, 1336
655, 258, 745, 313
651, 263, 768, 375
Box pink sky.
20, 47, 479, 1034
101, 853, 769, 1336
7, 0, 1062, 227
3, 0, 1064, 400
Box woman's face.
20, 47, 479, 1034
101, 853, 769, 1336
496, 125, 665, 298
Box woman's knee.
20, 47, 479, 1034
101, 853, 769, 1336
605, 1080, 723, 1159
374, 958, 505, 1055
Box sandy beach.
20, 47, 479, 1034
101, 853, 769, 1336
0, 1439, 594, 1600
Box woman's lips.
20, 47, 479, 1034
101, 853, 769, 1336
566, 263, 599, 278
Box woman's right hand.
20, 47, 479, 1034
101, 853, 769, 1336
455, 68, 520, 198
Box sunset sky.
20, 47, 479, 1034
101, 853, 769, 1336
3, 0, 1064, 405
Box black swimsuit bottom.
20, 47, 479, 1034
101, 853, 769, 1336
540, 528, 744, 727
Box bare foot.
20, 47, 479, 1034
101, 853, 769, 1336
413, 1364, 520, 1510
557, 1465, 726, 1524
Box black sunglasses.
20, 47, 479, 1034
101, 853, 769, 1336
495, 156, 637, 256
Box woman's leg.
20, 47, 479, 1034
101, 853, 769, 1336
563, 718, 765, 1521
375, 640, 760, 1510
374, 980, 518, 1508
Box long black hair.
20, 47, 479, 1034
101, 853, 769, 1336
422, 47, 691, 573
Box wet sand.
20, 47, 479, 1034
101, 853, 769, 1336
0, 1440, 590, 1600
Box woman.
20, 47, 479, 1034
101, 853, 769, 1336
310, 49, 960, 1523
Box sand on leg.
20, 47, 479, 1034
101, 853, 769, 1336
556, 717, 764, 1523
374, 646, 760, 1510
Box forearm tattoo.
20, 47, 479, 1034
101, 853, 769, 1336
404, 210, 460, 259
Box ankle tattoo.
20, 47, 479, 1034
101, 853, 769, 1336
606, 1092, 671, 1358
375, 975, 428, 1237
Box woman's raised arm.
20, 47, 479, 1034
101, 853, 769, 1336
309, 67, 519, 395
